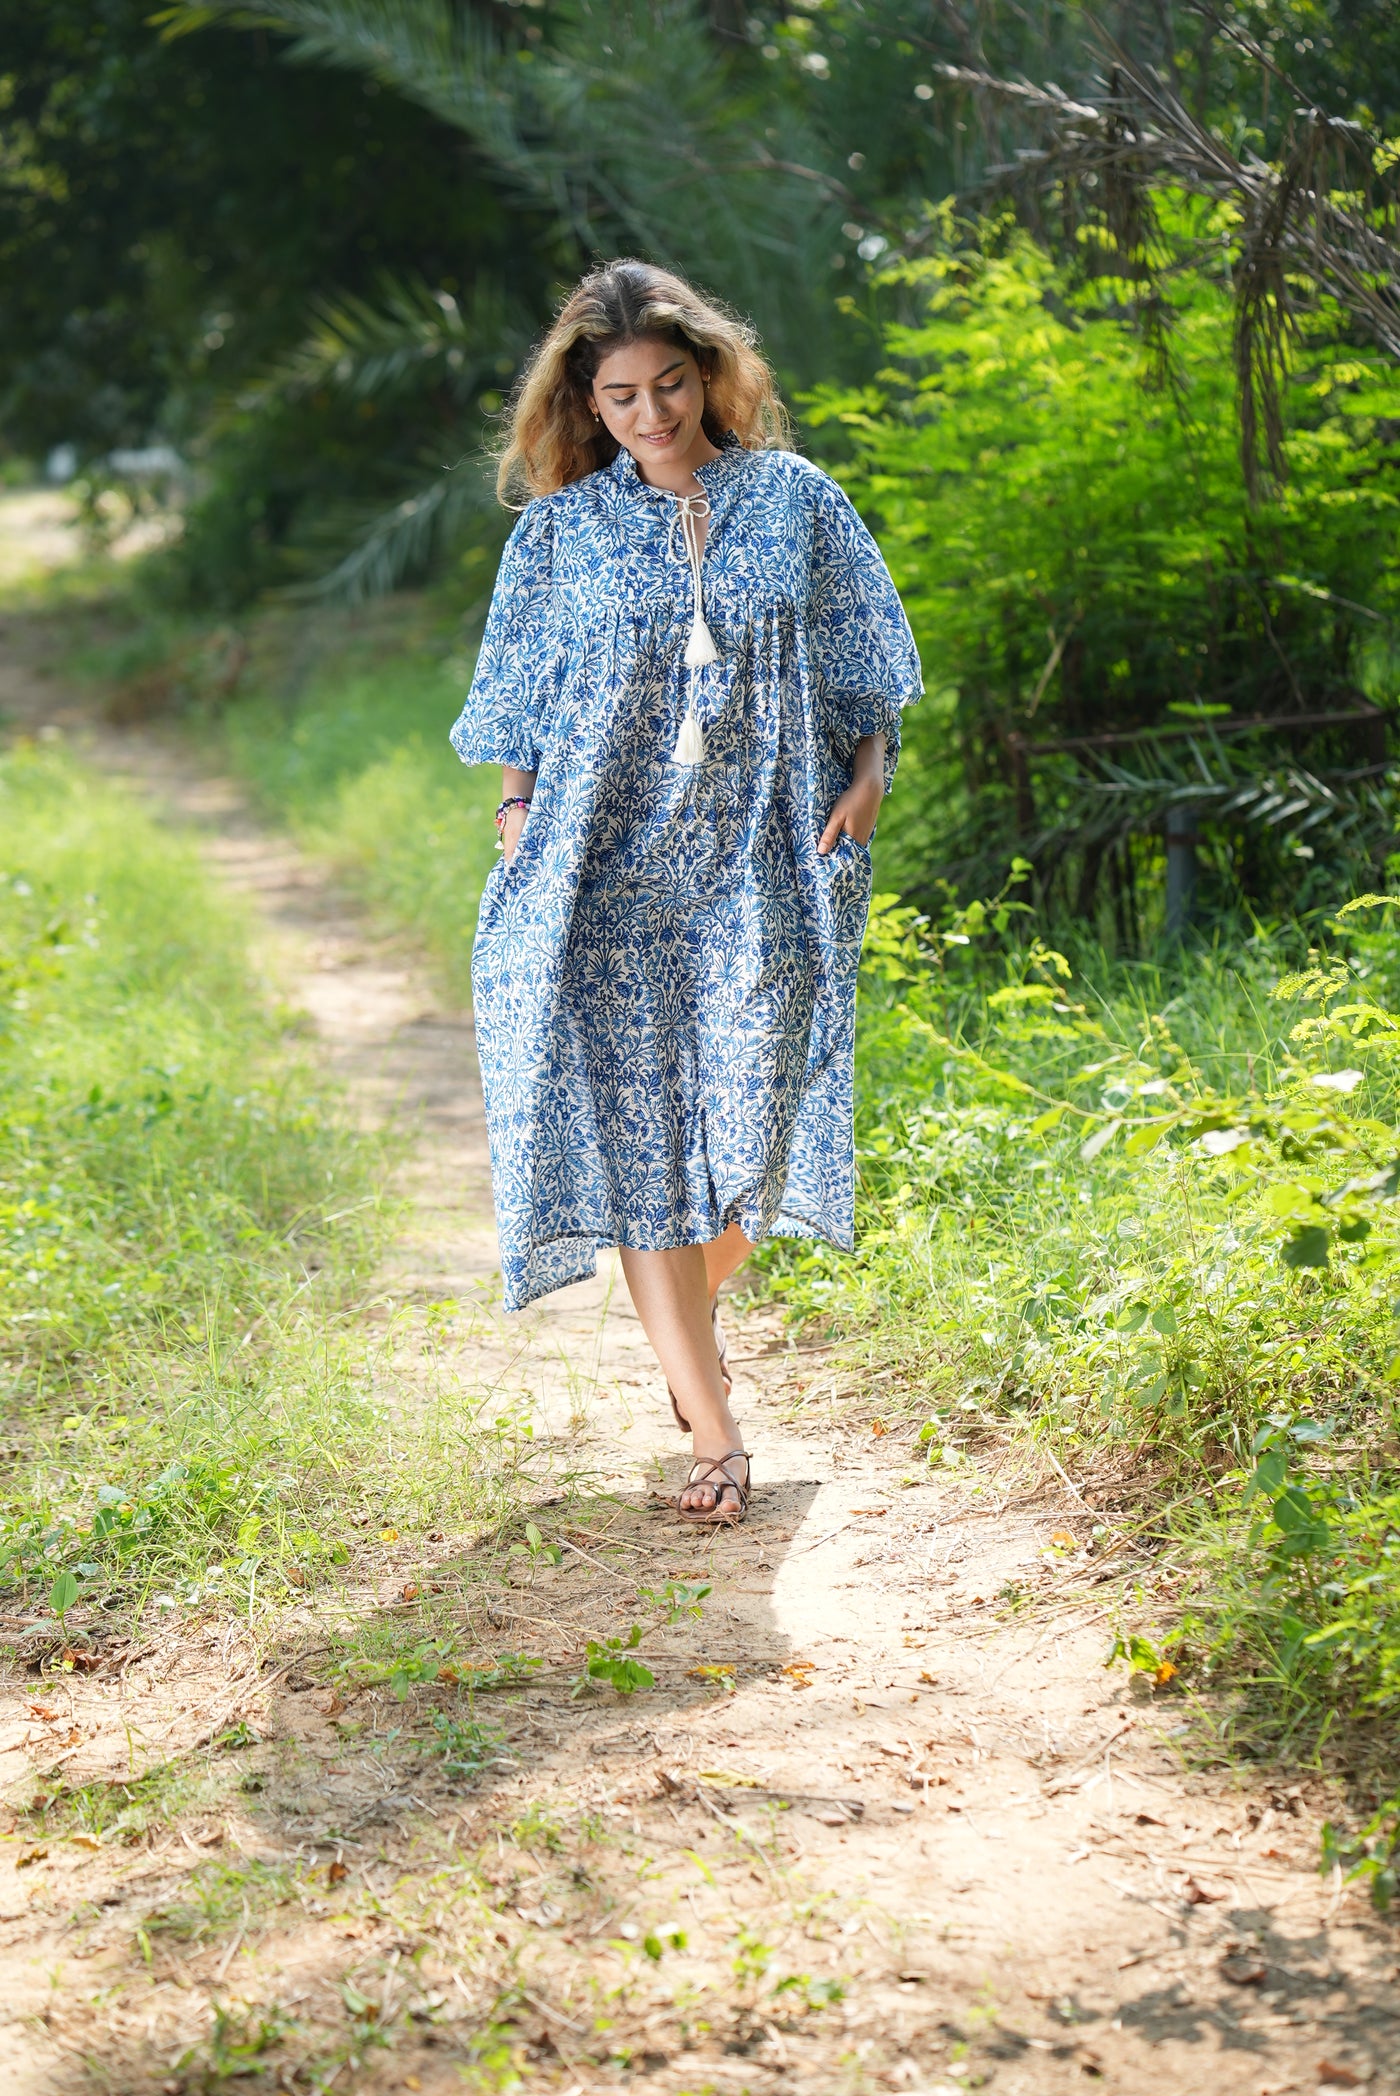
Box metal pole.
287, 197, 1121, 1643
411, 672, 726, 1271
1164, 802, 1197, 940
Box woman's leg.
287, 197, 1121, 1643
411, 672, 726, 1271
703, 1219, 753, 1301
619, 1234, 751, 1515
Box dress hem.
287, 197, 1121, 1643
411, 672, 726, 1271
498, 1205, 852, 1314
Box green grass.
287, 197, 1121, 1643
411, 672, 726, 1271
0, 740, 519, 1632
757, 881, 1400, 1811
219, 604, 497, 1004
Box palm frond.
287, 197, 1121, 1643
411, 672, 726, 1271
925, 29, 1400, 497
1036, 729, 1396, 864
155, 2, 546, 201
156, 0, 843, 371
247, 274, 530, 407
283, 449, 498, 604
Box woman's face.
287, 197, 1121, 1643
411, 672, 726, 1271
588, 337, 711, 478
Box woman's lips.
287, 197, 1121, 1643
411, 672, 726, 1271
640, 427, 678, 445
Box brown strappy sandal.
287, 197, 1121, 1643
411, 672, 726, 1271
677, 1451, 751, 1526
668, 1299, 731, 1431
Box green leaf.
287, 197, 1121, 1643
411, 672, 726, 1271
1247, 1449, 1287, 1500
1124, 1119, 1170, 1156
49, 1570, 79, 1617
1080, 1118, 1123, 1162
1150, 1304, 1179, 1336
1281, 1225, 1331, 1268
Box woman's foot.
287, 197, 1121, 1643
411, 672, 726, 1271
676, 1385, 747, 1518
679, 1449, 750, 1525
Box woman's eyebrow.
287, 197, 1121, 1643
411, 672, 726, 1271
600, 360, 686, 391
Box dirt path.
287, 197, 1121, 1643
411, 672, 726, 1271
1, 538, 1397, 2094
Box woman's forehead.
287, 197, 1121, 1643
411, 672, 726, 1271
593, 338, 694, 389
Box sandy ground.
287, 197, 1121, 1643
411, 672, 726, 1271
0, 496, 1396, 2094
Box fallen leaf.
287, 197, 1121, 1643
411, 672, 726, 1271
1154, 1660, 1179, 1686
869, 1419, 887, 1437
400, 1583, 420, 1602
16, 1847, 47, 1869
687, 1664, 734, 1684
781, 1662, 815, 1689
1182, 1875, 1229, 1905
69, 1833, 101, 1853
327, 1860, 348, 1886
379, 1527, 399, 1543
1220, 1955, 1266, 1985
1050, 1529, 1078, 1551
919, 1670, 939, 1685
1318, 2064, 1367, 2089
1134, 1811, 1166, 1827
28, 1704, 57, 1723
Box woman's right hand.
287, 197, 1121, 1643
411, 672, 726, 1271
501, 803, 530, 863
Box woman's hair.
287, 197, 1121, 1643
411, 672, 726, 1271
495, 258, 792, 504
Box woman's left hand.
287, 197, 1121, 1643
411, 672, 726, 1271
818, 731, 886, 852
818, 778, 883, 851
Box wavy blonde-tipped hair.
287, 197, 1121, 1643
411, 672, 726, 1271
495, 258, 792, 505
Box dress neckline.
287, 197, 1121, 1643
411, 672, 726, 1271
609, 431, 746, 497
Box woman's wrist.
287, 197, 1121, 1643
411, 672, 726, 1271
851, 731, 887, 788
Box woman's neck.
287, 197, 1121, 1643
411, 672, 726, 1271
629, 428, 722, 495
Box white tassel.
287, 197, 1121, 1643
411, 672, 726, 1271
669, 493, 717, 763
672, 707, 705, 765
683, 614, 719, 669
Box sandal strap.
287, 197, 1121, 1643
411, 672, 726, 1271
686, 1451, 750, 1508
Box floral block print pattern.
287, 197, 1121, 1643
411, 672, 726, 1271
450, 438, 922, 1310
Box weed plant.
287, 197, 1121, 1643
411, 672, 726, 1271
759, 878, 1400, 1801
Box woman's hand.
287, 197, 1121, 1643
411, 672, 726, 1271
817, 732, 886, 852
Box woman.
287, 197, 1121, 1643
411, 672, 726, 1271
451, 260, 920, 1525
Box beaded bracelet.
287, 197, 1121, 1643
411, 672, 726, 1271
493, 795, 532, 850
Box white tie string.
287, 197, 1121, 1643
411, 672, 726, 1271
668, 491, 718, 765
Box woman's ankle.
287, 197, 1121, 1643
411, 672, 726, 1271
684, 1392, 742, 1449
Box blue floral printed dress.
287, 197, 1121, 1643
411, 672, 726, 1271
450, 438, 921, 1311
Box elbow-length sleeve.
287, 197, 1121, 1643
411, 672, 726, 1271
807, 471, 922, 787
449, 501, 554, 769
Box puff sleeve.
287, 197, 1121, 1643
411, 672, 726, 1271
807, 472, 922, 787
449, 500, 555, 769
